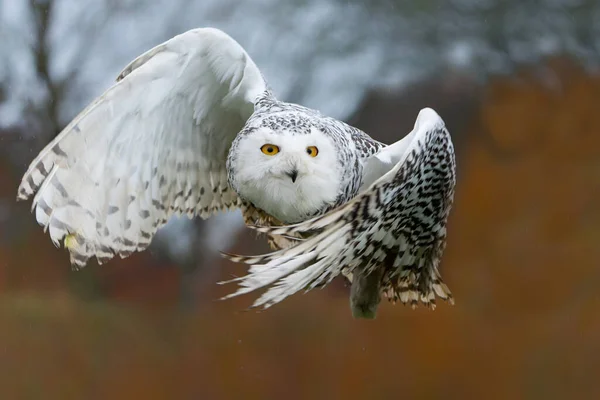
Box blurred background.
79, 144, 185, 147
1, 0, 599, 398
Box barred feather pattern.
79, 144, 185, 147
16, 28, 266, 268
221, 108, 456, 315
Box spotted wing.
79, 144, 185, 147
221, 108, 456, 311
17, 28, 267, 267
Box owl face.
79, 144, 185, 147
228, 126, 342, 223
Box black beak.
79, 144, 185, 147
286, 169, 298, 183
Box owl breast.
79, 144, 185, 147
231, 169, 341, 224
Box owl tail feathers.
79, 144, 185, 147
383, 266, 454, 310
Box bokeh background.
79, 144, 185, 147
1, 0, 599, 398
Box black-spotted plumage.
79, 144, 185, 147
16, 27, 456, 319
222, 108, 456, 318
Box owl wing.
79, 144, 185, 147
221, 108, 456, 311
17, 28, 267, 267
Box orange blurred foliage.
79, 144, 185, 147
0, 58, 599, 399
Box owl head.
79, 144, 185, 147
227, 119, 343, 224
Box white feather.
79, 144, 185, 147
224, 108, 455, 310
360, 107, 444, 191
17, 27, 267, 267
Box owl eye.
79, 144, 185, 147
306, 146, 319, 157
261, 144, 280, 155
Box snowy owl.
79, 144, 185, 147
17, 27, 456, 319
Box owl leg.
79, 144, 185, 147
349, 266, 385, 319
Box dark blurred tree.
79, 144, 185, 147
0, 0, 215, 308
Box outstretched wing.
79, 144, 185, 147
221, 108, 456, 311
17, 27, 267, 267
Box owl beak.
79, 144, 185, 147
286, 169, 299, 183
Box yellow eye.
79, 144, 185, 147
306, 146, 319, 157
261, 144, 280, 155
